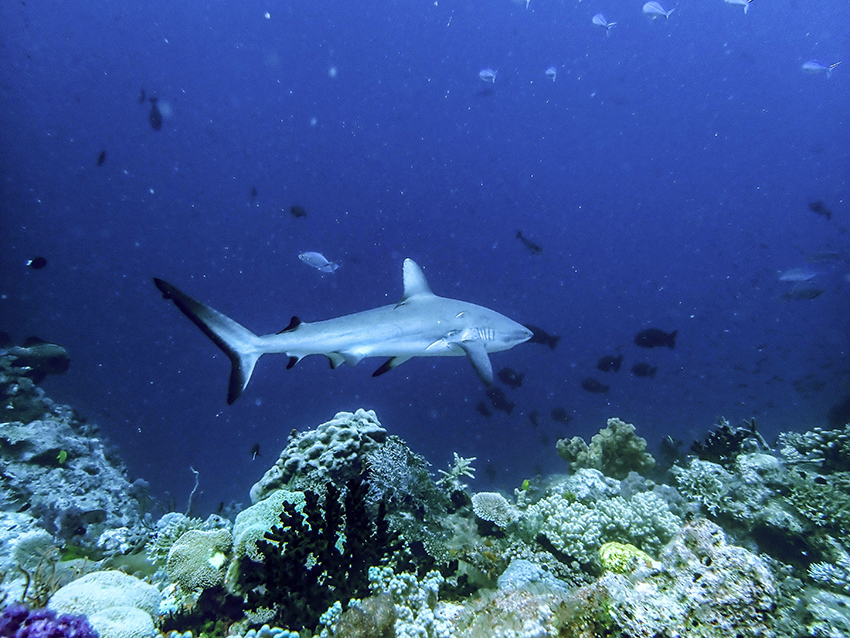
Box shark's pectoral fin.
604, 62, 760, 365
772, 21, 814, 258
458, 340, 493, 385
372, 356, 412, 377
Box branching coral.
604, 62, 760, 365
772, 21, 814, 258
237, 474, 398, 631
556, 417, 655, 479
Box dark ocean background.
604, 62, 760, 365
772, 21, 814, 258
1, 0, 848, 515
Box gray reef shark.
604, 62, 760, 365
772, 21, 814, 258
154, 258, 532, 404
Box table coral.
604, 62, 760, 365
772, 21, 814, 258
472, 492, 519, 528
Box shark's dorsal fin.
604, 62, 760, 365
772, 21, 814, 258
400, 259, 434, 303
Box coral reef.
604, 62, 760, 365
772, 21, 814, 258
559, 519, 777, 637
556, 417, 655, 479
249, 410, 387, 503
5, 363, 847, 638
0, 364, 149, 556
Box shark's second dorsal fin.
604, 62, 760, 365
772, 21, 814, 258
278, 316, 302, 334
400, 259, 434, 303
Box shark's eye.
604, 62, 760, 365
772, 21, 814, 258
455, 312, 466, 319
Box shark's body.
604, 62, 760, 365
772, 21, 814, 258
154, 258, 532, 404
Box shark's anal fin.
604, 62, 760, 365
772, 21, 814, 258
458, 340, 493, 385
286, 356, 300, 369
372, 356, 412, 377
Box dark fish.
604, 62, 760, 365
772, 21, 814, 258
581, 377, 609, 393
149, 97, 163, 131
808, 200, 832, 220
516, 230, 543, 255
138, 88, 147, 104
96, 150, 106, 166
631, 362, 657, 378
597, 354, 623, 373
780, 287, 824, 301
634, 328, 677, 349
524, 324, 560, 350
1, 335, 70, 383
528, 408, 540, 428
250, 443, 261, 460
497, 367, 524, 388
486, 386, 515, 414
550, 407, 572, 424
250, 186, 258, 200
290, 204, 307, 218
475, 401, 493, 417
26, 256, 47, 270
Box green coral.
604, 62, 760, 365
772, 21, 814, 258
556, 417, 655, 479
167, 528, 232, 592
598, 541, 656, 574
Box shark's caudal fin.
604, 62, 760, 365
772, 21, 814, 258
153, 278, 261, 404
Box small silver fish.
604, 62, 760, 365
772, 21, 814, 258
724, 0, 752, 14
298, 252, 340, 273
479, 68, 497, 83
643, 2, 674, 20
778, 267, 819, 283
545, 66, 557, 81
802, 60, 841, 78
592, 14, 616, 34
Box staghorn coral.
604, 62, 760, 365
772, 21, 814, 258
436, 453, 477, 493
556, 417, 655, 479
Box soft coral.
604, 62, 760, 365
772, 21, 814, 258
0, 603, 98, 638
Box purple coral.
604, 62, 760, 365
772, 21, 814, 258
0, 603, 98, 638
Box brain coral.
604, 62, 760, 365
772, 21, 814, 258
88, 605, 155, 638
48, 570, 159, 619
167, 528, 232, 591
250, 409, 387, 503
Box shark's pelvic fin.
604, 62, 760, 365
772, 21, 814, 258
372, 355, 413, 377
153, 278, 261, 405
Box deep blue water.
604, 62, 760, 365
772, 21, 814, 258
2, 0, 848, 515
